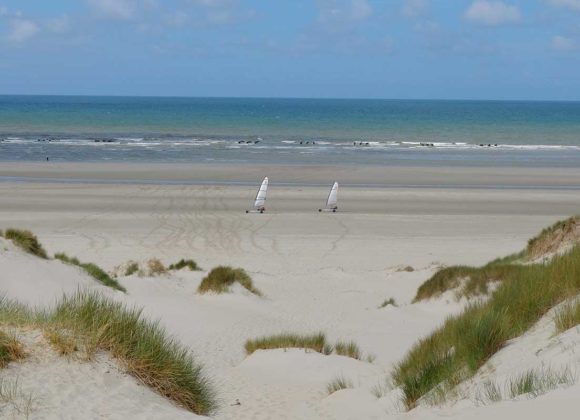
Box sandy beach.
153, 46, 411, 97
1, 162, 580, 419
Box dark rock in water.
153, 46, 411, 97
238, 140, 244, 144
254, 140, 261, 144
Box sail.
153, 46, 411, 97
326, 182, 338, 208
254, 177, 268, 208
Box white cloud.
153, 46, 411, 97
464, 1, 521, 26
552, 35, 576, 51
546, 0, 580, 11
401, 0, 430, 18
87, 0, 135, 20
7, 18, 39, 43
317, 0, 373, 25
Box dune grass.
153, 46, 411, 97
245, 332, 330, 355
44, 329, 78, 356
124, 261, 139, 276
527, 215, 579, 260
146, 258, 167, 276
327, 375, 353, 395
334, 340, 362, 360
554, 300, 580, 333
4, 229, 48, 259
0, 292, 217, 415
379, 297, 397, 308
394, 244, 580, 409
55, 252, 126, 293
198, 266, 262, 296
0, 377, 35, 418
169, 259, 200, 271
0, 330, 25, 368
507, 368, 575, 399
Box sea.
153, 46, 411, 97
1, 95, 580, 168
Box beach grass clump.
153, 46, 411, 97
198, 266, 262, 296
44, 329, 78, 356
554, 300, 580, 333
4, 229, 48, 259
394, 243, 580, 410
326, 375, 353, 395
379, 297, 397, 308
507, 368, 575, 399
55, 253, 126, 293
48, 291, 217, 414
124, 261, 139, 276
334, 340, 362, 360
245, 332, 328, 355
169, 259, 200, 271
0, 292, 217, 415
0, 330, 25, 368
146, 258, 167, 276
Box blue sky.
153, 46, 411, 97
0, 0, 579, 100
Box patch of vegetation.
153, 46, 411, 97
554, 300, 580, 334
4, 229, 48, 259
146, 258, 167, 276
0, 377, 35, 418
371, 378, 392, 398
0, 291, 217, 415
55, 253, 126, 293
124, 261, 139, 276
245, 332, 329, 355
198, 266, 262, 296
334, 340, 361, 360
394, 244, 580, 409
527, 215, 579, 260
326, 375, 353, 395
169, 259, 200, 271
507, 368, 575, 399
379, 297, 397, 308
0, 330, 25, 368
44, 329, 78, 356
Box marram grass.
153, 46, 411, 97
198, 266, 262, 296
245, 332, 331, 355
55, 253, 126, 293
169, 259, 200, 271
326, 375, 353, 395
0, 330, 25, 368
0, 292, 217, 415
394, 244, 580, 410
334, 340, 362, 360
4, 228, 48, 259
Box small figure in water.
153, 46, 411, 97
46, 156, 49, 161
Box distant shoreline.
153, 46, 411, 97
1, 161, 579, 190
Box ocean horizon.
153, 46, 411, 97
1, 95, 580, 167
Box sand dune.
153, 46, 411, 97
1, 163, 580, 418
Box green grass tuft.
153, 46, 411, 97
0, 330, 25, 368
554, 300, 580, 333
334, 340, 362, 360
379, 297, 397, 308
326, 375, 353, 395
55, 253, 126, 292
508, 368, 575, 399
124, 261, 139, 276
198, 266, 262, 296
49, 291, 217, 414
245, 332, 327, 355
169, 259, 200, 271
4, 228, 48, 259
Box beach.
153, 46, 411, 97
2, 162, 580, 418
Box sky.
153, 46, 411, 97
0, 0, 579, 100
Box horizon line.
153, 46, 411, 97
1, 93, 579, 103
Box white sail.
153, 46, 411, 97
254, 177, 268, 208
326, 182, 338, 209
